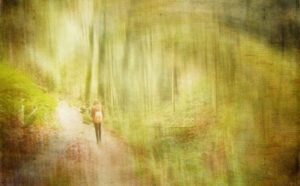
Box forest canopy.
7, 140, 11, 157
0, 0, 299, 185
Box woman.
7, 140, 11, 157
91, 100, 103, 143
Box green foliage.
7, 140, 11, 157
101, 5, 299, 184
103, 84, 217, 185
0, 63, 57, 172
218, 0, 300, 49
0, 64, 56, 126
0, 0, 298, 185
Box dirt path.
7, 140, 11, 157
9, 101, 139, 186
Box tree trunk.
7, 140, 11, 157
85, 26, 94, 104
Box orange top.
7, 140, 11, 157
91, 104, 103, 124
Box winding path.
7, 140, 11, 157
10, 101, 139, 186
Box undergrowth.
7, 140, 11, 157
0, 63, 57, 175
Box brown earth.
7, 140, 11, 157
5, 101, 140, 186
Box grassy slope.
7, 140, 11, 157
0, 64, 56, 173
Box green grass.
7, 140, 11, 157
0, 64, 56, 126
0, 63, 57, 171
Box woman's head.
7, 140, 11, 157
93, 99, 100, 105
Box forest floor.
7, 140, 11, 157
7, 101, 139, 186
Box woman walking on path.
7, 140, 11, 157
91, 100, 103, 143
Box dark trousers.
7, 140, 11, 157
94, 122, 101, 143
